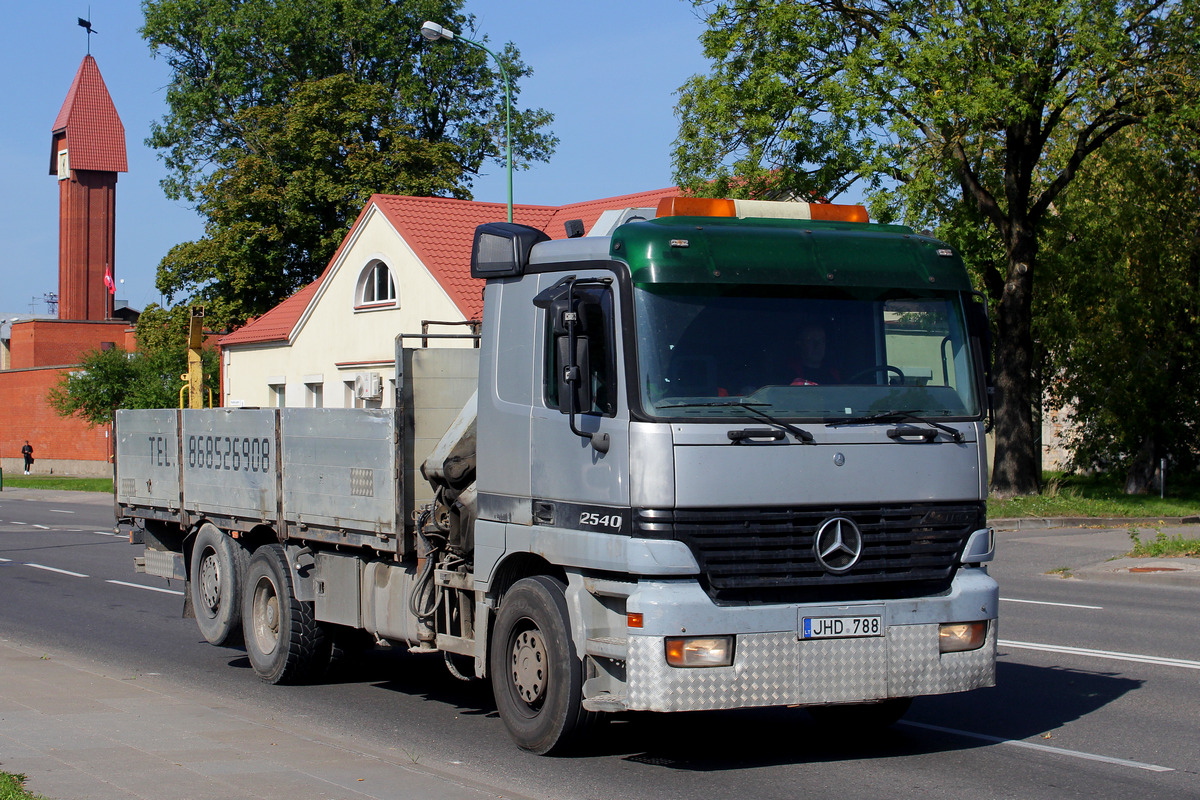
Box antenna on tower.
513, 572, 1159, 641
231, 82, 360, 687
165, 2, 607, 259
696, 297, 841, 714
78, 13, 96, 54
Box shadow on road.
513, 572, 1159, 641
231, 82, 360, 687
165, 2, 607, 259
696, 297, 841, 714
333, 648, 1141, 766
603, 660, 1141, 768
220, 635, 1142, 768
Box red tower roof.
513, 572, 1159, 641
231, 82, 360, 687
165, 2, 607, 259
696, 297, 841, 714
49, 55, 127, 174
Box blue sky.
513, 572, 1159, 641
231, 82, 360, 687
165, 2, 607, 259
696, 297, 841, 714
0, 1, 711, 318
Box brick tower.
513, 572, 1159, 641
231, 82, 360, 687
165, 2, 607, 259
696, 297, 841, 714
49, 55, 127, 321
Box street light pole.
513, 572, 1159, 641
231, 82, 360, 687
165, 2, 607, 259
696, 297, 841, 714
420, 21, 514, 223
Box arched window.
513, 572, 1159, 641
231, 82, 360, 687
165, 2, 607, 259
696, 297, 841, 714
357, 260, 396, 307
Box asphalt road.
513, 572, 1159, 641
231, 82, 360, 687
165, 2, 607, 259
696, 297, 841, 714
1, 490, 1198, 800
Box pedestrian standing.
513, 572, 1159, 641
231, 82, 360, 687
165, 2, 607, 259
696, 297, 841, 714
21, 440, 33, 475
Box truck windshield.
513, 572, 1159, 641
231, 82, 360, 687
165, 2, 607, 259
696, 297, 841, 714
633, 284, 981, 422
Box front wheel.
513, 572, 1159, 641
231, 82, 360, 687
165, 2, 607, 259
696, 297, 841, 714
490, 576, 597, 755
241, 544, 325, 684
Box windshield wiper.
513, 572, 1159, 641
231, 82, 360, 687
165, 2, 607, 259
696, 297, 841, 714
826, 410, 964, 443
659, 400, 815, 443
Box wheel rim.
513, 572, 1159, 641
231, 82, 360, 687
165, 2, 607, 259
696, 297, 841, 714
251, 576, 281, 656
197, 548, 221, 614
510, 624, 547, 707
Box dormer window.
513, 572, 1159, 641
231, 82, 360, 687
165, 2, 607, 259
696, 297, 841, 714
357, 259, 396, 308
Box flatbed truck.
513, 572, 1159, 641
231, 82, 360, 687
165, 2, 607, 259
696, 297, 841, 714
117, 196, 998, 754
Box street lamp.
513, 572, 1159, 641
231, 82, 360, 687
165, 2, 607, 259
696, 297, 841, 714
421, 20, 514, 223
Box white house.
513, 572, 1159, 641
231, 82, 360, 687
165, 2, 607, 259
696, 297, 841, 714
219, 189, 679, 408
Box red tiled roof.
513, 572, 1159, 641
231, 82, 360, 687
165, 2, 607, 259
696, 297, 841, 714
50, 55, 127, 174
218, 279, 323, 347
219, 187, 680, 348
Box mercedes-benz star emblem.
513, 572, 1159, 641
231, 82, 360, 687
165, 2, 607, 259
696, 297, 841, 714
814, 517, 864, 574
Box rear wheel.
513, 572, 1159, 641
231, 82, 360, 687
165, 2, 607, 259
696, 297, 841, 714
189, 523, 249, 646
490, 576, 597, 755
242, 544, 325, 684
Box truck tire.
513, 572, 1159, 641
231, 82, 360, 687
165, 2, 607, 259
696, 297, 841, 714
807, 697, 913, 730
490, 576, 597, 755
189, 523, 249, 646
242, 544, 325, 684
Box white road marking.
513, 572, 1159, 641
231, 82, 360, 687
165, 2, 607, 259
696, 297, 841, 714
10, 521, 26, 525
106, 580, 184, 596
32, 524, 49, 530
93, 531, 123, 537
49, 509, 75, 514
25, 563, 89, 578
1002, 597, 1103, 610
900, 720, 1173, 772
0, 557, 11, 562
1001, 639, 1200, 671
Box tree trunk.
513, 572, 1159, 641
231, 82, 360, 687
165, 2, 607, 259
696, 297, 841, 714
1123, 436, 1158, 495
989, 228, 1041, 497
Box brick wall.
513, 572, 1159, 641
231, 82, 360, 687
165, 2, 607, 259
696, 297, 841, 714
0, 318, 135, 476
9, 319, 134, 369
0, 365, 111, 471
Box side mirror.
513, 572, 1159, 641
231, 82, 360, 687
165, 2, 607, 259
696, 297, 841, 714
471, 222, 550, 278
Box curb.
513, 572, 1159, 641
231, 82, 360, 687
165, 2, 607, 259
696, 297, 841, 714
991, 516, 1200, 531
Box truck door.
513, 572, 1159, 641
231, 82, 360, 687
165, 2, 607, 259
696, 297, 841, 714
529, 273, 631, 530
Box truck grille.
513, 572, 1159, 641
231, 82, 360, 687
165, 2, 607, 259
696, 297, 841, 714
634, 502, 984, 605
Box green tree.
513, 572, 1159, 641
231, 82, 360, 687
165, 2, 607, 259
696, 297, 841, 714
142, 0, 556, 331
674, 0, 1200, 495
1039, 129, 1200, 492
48, 345, 220, 426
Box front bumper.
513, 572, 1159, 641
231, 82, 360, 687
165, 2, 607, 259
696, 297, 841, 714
621, 568, 997, 712
626, 622, 996, 712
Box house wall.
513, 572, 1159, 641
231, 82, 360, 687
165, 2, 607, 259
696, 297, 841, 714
1041, 402, 1072, 471
223, 209, 476, 409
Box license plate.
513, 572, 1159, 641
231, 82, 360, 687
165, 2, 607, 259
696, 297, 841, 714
802, 615, 883, 639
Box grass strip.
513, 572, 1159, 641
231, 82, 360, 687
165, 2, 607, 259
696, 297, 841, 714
0, 773, 49, 800
1, 476, 113, 493
988, 472, 1200, 520
1128, 530, 1200, 558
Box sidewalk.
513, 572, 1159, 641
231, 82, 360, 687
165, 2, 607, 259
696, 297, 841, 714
0, 487, 115, 506
0, 638, 527, 800
993, 517, 1200, 588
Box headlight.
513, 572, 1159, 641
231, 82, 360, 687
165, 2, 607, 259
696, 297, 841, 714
939, 621, 987, 653
665, 635, 735, 668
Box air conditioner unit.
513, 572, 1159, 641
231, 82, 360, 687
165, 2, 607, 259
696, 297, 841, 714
354, 372, 382, 400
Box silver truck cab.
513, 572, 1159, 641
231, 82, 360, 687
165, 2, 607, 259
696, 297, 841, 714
467, 199, 996, 749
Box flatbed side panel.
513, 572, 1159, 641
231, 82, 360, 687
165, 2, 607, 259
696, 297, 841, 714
180, 408, 279, 522
280, 408, 400, 537
115, 409, 182, 511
